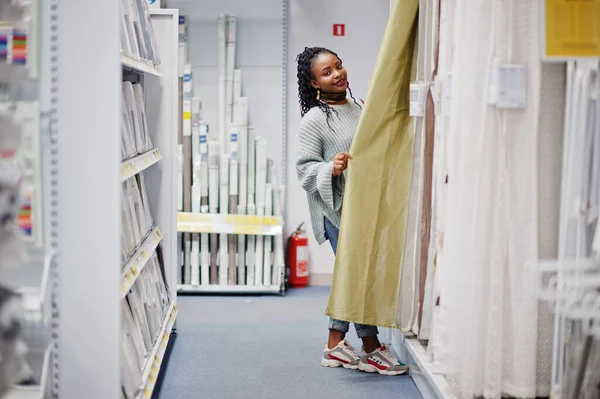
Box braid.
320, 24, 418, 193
296, 47, 362, 128
347, 84, 362, 109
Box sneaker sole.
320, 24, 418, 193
358, 362, 408, 376
321, 358, 359, 370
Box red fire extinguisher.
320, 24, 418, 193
287, 223, 309, 287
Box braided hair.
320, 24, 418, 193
296, 47, 361, 127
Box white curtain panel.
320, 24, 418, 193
435, 0, 551, 397
427, 0, 455, 370
397, 2, 427, 330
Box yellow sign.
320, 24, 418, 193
544, 0, 600, 58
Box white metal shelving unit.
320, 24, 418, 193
176, 211, 285, 294
56, 2, 179, 398
169, 0, 288, 295
121, 149, 163, 181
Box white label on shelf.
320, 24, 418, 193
200, 130, 208, 162
230, 129, 238, 161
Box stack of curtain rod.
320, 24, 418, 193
178, 15, 284, 289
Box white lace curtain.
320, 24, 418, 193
419, 0, 563, 397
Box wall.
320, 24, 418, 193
168, 0, 286, 180
285, 0, 390, 282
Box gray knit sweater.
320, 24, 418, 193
296, 101, 362, 244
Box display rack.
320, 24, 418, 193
121, 226, 163, 297
177, 211, 285, 294
177, 212, 282, 235
121, 149, 163, 181
531, 60, 600, 399
170, 0, 288, 295
138, 302, 178, 399
56, 2, 179, 398
121, 54, 162, 77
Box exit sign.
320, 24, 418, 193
333, 24, 345, 36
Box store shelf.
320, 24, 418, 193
392, 332, 454, 399
136, 302, 178, 399
4, 388, 41, 399
177, 212, 283, 235
178, 284, 282, 294
121, 53, 161, 76
121, 149, 163, 181
6, 344, 52, 399
121, 226, 163, 297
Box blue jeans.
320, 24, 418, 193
324, 218, 379, 339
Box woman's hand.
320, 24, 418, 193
332, 152, 352, 176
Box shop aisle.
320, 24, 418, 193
156, 287, 422, 399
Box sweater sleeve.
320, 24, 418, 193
295, 117, 344, 212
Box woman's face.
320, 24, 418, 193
310, 52, 348, 94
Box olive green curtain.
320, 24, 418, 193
326, 0, 419, 328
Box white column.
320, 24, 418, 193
58, 0, 121, 397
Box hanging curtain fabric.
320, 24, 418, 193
325, 0, 419, 328
535, 63, 565, 397
396, 2, 426, 332
397, 0, 442, 333
417, 0, 441, 338
434, 0, 557, 397
555, 61, 600, 399
426, 0, 456, 368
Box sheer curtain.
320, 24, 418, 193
432, 0, 556, 397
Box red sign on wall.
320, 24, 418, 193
333, 24, 345, 37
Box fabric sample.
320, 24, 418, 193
417, 0, 441, 337
325, 0, 419, 328
437, 1, 551, 397
417, 90, 435, 334
397, 25, 423, 332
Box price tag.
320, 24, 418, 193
126, 271, 133, 282
196, 224, 212, 233
496, 64, 527, 109
409, 81, 428, 117
234, 225, 260, 235
263, 216, 279, 225
543, 0, 600, 59
131, 264, 138, 275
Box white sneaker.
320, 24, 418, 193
359, 344, 409, 376
321, 339, 360, 370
